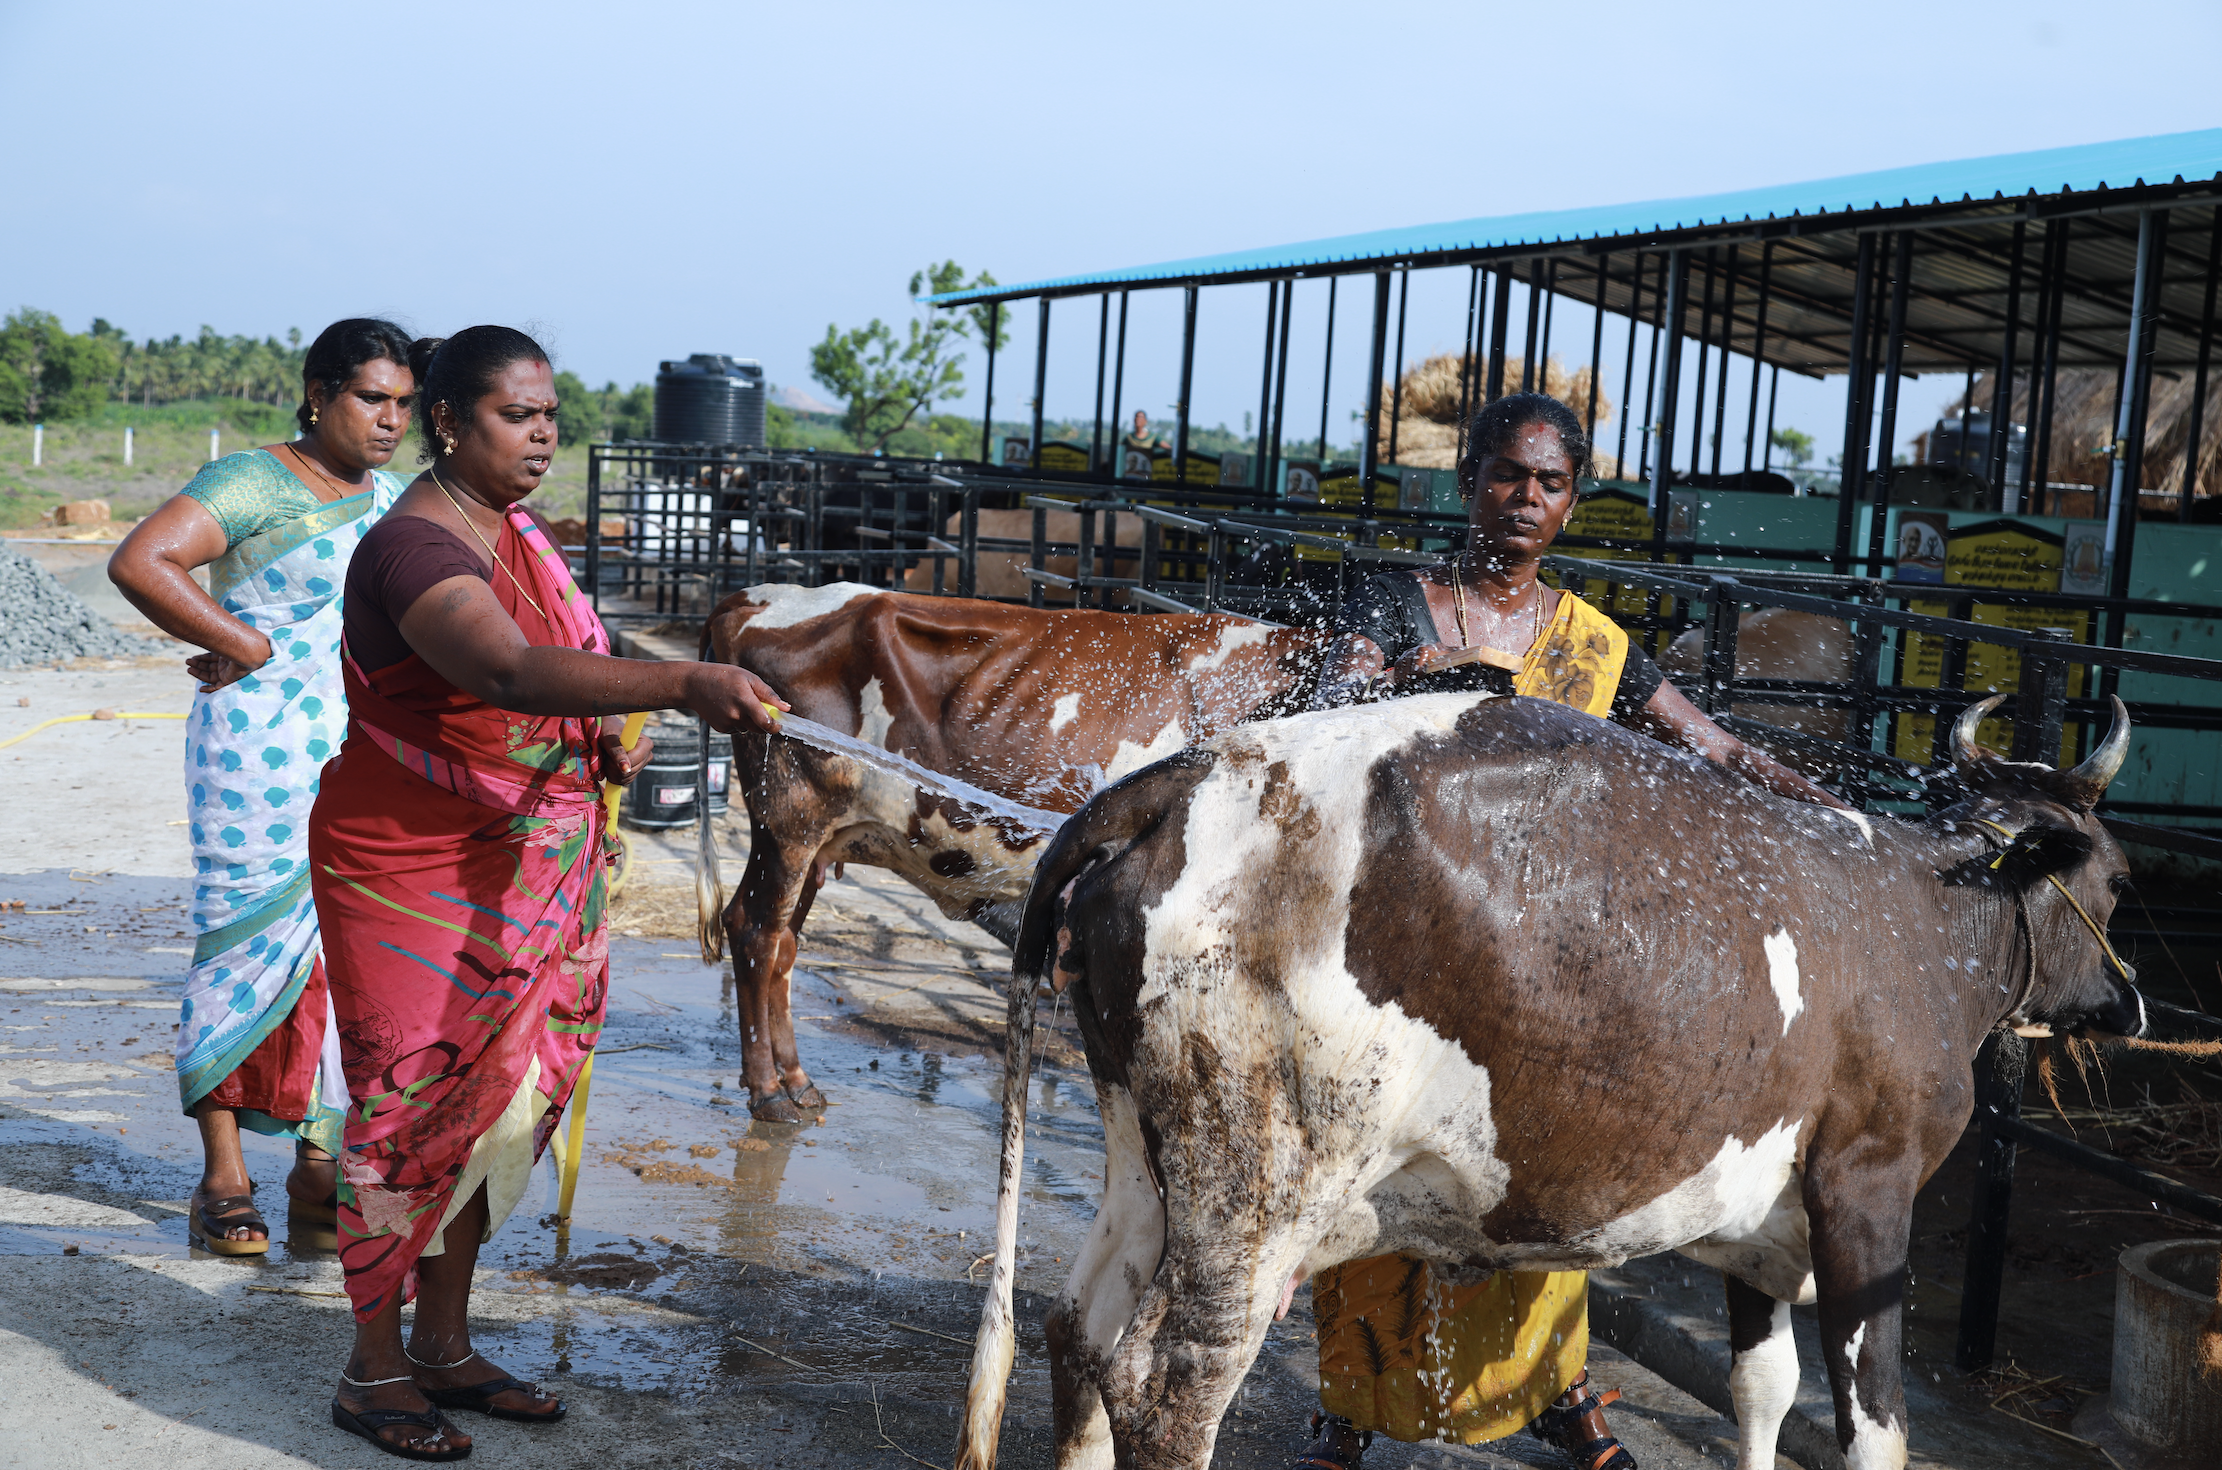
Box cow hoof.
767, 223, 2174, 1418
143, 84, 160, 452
785, 1083, 828, 1110
747, 1091, 807, 1123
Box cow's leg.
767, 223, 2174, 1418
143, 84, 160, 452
1725, 1273, 1799, 1470
726, 811, 824, 1123
1044, 1086, 1164, 1470
771, 858, 832, 1109
1808, 1166, 1913, 1470
1096, 1223, 1300, 1469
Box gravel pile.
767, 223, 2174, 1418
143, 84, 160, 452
0, 545, 155, 668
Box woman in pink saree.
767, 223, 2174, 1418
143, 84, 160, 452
310, 326, 784, 1461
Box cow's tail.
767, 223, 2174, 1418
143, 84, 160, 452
953, 942, 1038, 1470
955, 751, 1219, 1470
695, 714, 726, 964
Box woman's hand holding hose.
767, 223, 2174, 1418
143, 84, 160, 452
681, 663, 789, 734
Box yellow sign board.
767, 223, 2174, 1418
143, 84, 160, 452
1894, 518, 2088, 764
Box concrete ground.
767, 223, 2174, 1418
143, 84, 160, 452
0, 653, 2145, 1470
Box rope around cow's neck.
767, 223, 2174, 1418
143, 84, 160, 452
1969, 816, 2133, 985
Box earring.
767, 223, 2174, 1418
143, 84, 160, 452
309, 408, 318, 426
440, 431, 457, 456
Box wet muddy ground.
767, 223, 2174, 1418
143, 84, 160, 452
4, 662, 2217, 1468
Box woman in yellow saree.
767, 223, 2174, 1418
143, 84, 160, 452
1296, 393, 1843, 1470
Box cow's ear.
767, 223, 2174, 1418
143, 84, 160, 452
1939, 823, 2093, 890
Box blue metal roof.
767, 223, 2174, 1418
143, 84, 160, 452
926, 128, 2222, 307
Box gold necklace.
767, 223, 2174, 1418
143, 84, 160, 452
286, 441, 359, 503
432, 470, 548, 622
1449, 558, 1544, 652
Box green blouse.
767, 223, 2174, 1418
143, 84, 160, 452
179, 448, 330, 551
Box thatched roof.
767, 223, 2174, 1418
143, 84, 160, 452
1376, 354, 1615, 472
1960, 367, 2222, 501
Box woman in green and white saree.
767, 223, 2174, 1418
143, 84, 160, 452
111, 318, 418, 1256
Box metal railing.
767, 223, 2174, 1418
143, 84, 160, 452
582, 446, 2222, 1368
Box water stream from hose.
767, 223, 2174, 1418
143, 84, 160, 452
764, 710, 1068, 837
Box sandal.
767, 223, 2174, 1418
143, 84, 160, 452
332, 1394, 471, 1462
411, 1347, 565, 1424
189, 1194, 269, 1256
424, 1376, 566, 1424
1291, 1410, 1369, 1470
1529, 1369, 1637, 1470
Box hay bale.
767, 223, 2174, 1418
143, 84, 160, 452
1378, 354, 1614, 469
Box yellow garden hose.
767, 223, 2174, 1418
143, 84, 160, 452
558, 710, 651, 1235
0, 710, 185, 751
601, 711, 649, 898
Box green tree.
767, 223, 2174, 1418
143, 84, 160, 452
0, 309, 122, 423
1769, 426, 1815, 468
808, 261, 1000, 454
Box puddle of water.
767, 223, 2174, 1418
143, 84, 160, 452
553, 943, 1107, 1290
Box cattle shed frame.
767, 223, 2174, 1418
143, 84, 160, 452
927, 127, 2222, 594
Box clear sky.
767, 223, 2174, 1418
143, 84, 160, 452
6, 0, 2220, 467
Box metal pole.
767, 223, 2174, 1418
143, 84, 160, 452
1763, 366, 1780, 474
1090, 293, 1110, 475
1257, 280, 1280, 493
1387, 269, 1409, 466
1317, 277, 1338, 462
2106, 207, 2168, 616
1866, 231, 1915, 578
1639, 253, 1667, 480
1175, 285, 1198, 485
1539, 258, 1559, 392
1457, 266, 1481, 446
1989, 223, 2027, 510
1030, 298, 1050, 471
1108, 292, 1129, 478
1744, 242, 1773, 478
1270, 280, 1293, 500
1485, 269, 1513, 403
1648, 249, 1689, 535
1954, 1030, 2030, 1371
1588, 254, 1608, 444
1689, 248, 1717, 477
979, 301, 999, 464
1618, 251, 1644, 476
1712, 247, 1739, 477
2179, 211, 2222, 521
1520, 263, 1542, 394
1833, 232, 1878, 574
1360, 271, 1391, 513
2032, 221, 2070, 516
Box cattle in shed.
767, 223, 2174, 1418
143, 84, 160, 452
1660, 607, 1855, 748
954, 691, 2142, 1470
899, 509, 1145, 605
698, 582, 1327, 1119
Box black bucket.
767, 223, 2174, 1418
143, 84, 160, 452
620, 723, 730, 830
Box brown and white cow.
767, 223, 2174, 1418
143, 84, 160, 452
699, 582, 1327, 1120
956, 691, 2142, 1470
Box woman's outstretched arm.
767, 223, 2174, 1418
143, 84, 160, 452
1628, 678, 1850, 808
398, 573, 787, 732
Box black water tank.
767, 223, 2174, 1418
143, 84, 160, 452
653, 355, 766, 445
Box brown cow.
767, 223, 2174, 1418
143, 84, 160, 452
699, 581, 1327, 1120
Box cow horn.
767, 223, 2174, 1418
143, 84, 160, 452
2064, 694, 2132, 798
1951, 695, 2009, 767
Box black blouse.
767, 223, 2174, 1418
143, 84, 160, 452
1324, 569, 1664, 720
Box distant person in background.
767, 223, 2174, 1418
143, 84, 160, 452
109, 318, 417, 1257
310, 326, 785, 1459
